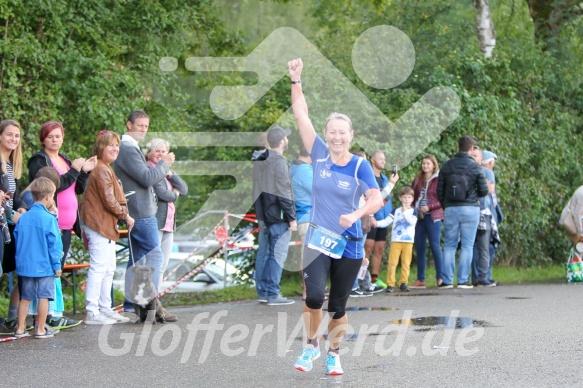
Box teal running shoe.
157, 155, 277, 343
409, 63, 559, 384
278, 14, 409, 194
294, 344, 321, 372
325, 352, 344, 376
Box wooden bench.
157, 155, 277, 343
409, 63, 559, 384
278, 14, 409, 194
62, 263, 91, 315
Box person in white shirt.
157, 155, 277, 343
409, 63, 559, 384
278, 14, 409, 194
377, 186, 418, 292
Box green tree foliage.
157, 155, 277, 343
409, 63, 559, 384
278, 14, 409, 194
524, 0, 583, 48
0, 0, 248, 229
0, 0, 230, 167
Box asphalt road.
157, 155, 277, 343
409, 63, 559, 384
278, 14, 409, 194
2, 283, 582, 387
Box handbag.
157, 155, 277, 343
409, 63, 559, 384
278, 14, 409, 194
81, 228, 89, 250
0, 206, 11, 244
566, 248, 583, 283
559, 203, 579, 236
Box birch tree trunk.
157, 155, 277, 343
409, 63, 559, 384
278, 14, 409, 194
473, 0, 497, 58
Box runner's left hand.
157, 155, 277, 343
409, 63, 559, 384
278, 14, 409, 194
340, 213, 358, 228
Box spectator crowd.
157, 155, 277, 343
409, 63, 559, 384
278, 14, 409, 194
0, 74, 504, 378
0, 111, 188, 337
0, 113, 502, 350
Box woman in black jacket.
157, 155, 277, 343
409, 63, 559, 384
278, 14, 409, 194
26, 121, 96, 329
28, 121, 97, 262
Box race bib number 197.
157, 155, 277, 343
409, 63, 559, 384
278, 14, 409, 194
307, 224, 347, 259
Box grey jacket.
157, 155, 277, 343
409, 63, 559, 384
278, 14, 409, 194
252, 149, 295, 226
114, 139, 169, 219
153, 172, 188, 230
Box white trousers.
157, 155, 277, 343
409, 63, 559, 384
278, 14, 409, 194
84, 226, 117, 315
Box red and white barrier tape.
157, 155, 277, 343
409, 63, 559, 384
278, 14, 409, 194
157, 250, 224, 298
162, 218, 225, 282
112, 213, 303, 310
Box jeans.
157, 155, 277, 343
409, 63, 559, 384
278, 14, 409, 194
28, 278, 63, 316
358, 269, 372, 290
124, 216, 164, 308
472, 214, 492, 283
261, 222, 292, 298
489, 243, 497, 282
414, 215, 444, 282
443, 206, 480, 285
85, 226, 117, 315
255, 220, 269, 297
61, 229, 72, 270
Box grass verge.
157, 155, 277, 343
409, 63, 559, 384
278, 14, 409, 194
160, 263, 570, 308
0, 264, 572, 314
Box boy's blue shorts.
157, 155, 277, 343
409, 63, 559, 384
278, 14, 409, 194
18, 276, 55, 301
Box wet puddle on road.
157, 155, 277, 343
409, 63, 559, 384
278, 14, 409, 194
295, 315, 494, 341
295, 316, 494, 341
390, 316, 494, 331
323, 307, 398, 312
296, 334, 361, 341
389, 293, 440, 297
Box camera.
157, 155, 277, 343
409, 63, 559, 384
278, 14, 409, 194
391, 165, 398, 176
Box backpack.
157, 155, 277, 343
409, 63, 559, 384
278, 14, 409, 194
445, 162, 474, 202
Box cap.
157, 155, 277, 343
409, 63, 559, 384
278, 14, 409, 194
266, 126, 291, 148
481, 150, 497, 162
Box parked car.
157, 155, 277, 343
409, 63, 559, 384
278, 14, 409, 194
113, 252, 240, 293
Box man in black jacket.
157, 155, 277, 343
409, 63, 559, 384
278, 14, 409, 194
252, 126, 297, 305
436, 136, 488, 289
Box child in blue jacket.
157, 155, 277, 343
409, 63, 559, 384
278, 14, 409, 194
14, 177, 63, 339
